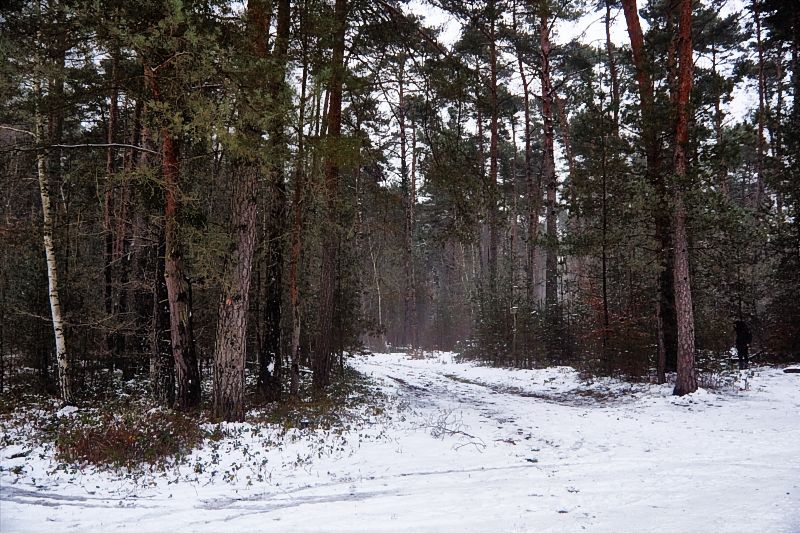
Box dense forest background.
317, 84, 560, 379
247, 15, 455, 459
1, 0, 798, 420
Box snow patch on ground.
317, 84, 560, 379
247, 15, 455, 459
56, 405, 79, 417
2, 352, 799, 532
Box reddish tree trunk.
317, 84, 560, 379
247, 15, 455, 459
672, 0, 698, 396
314, 0, 347, 392
162, 133, 201, 409
621, 0, 678, 377
146, 63, 201, 410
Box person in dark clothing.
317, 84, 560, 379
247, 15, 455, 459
734, 320, 752, 370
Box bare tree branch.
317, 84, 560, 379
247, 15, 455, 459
19, 142, 160, 155
0, 125, 36, 138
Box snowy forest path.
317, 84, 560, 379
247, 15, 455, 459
2, 352, 799, 532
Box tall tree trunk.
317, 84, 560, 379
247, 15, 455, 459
145, 60, 201, 410
711, 43, 729, 196
773, 48, 784, 213
213, 0, 284, 420
487, 11, 500, 293
605, 0, 620, 132
161, 132, 201, 409
288, 6, 308, 398
410, 119, 419, 349
213, 164, 259, 420
514, 2, 539, 305
314, 0, 347, 392
259, 0, 291, 401
621, 0, 678, 376
104, 50, 122, 372
600, 104, 611, 370
399, 57, 418, 350
475, 59, 486, 285
539, 9, 558, 316
150, 231, 174, 406
672, 0, 698, 396
510, 118, 519, 304
754, 0, 766, 209
35, 76, 72, 403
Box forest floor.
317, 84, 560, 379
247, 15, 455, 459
1, 352, 799, 532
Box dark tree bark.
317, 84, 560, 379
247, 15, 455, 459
150, 232, 174, 407
711, 43, 730, 196
161, 132, 201, 409
104, 51, 119, 369
599, 96, 611, 369
772, 47, 784, 213
475, 58, 486, 285
259, 0, 291, 401
487, 7, 500, 293
621, 0, 678, 378
513, 2, 540, 305
146, 59, 201, 410
410, 115, 419, 350
605, 0, 620, 133
288, 2, 309, 398
398, 57, 418, 350
754, 0, 766, 209
212, 163, 259, 421
314, 0, 347, 392
213, 0, 285, 420
539, 8, 558, 316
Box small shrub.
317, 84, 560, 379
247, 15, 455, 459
55, 409, 205, 469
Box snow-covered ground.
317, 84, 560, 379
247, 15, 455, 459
2, 352, 799, 532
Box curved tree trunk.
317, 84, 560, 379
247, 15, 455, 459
35, 76, 72, 404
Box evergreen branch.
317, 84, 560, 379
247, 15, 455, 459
374, 0, 449, 57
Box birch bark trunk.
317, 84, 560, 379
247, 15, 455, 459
34, 76, 72, 403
